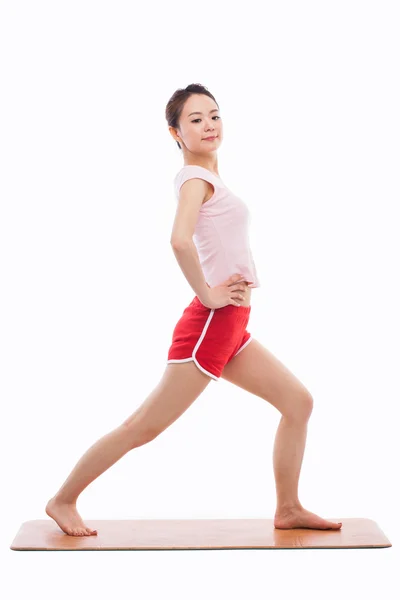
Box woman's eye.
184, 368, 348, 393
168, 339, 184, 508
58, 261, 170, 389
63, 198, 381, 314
192, 116, 220, 123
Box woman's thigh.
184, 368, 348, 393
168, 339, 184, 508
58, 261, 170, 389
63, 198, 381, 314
220, 338, 313, 419
122, 361, 212, 443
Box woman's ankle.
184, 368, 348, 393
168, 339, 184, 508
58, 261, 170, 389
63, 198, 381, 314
51, 493, 77, 505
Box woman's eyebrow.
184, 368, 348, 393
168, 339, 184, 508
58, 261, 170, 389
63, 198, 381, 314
188, 109, 219, 117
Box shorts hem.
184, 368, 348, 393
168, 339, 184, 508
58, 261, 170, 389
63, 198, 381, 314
234, 335, 253, 357
167, 357, 219, 381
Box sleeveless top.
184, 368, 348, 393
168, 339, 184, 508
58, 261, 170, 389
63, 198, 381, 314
174, 165, 261, 288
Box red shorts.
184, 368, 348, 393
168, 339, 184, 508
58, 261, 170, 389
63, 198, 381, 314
167, 295, 252, 381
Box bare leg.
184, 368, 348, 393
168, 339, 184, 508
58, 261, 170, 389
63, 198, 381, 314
273, 415, 342, 530
55, 426, 141, 504
46, 424, 144, 536
273, 415, 307, 509
220, 339, 342, 530
45, 361, 212, 536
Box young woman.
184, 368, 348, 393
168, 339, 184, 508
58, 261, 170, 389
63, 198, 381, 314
45, 84, 342, 536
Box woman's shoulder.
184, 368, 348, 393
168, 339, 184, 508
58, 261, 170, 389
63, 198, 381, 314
174, 165, 223, 185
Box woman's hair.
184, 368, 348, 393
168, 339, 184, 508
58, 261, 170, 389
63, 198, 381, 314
165, 83, 219, 150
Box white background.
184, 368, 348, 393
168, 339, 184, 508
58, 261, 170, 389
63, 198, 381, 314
1, 0, 398, 598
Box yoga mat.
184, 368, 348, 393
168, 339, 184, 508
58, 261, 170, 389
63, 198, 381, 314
10, 518, 391, 550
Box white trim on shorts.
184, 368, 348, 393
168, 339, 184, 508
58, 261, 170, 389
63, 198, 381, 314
167, 309, 219, 380
167, 307, 253, 382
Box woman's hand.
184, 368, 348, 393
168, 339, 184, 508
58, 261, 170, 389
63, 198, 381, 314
201, 274, 247, 309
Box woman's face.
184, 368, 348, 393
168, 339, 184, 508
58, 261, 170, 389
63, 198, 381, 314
172, 94, 223, 155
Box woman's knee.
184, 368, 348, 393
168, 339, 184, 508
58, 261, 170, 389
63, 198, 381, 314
282, 390, 314, 422
120, 418, 155, 449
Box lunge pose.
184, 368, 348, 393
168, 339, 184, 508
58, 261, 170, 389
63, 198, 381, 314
46, 84, 342, 535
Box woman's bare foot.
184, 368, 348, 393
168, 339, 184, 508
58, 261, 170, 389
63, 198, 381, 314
274, 505, 342, 530
45, 497, 98, 536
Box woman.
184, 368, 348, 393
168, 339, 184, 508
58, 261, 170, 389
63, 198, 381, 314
46, 83, 342, 536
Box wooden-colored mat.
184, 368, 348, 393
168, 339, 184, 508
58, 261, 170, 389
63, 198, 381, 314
10, 518, 391, 551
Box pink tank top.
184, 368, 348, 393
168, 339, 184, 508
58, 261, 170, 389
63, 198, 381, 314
174, 165, 261, 288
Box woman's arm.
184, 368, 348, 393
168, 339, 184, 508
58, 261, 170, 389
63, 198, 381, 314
171, 240, 210, 305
